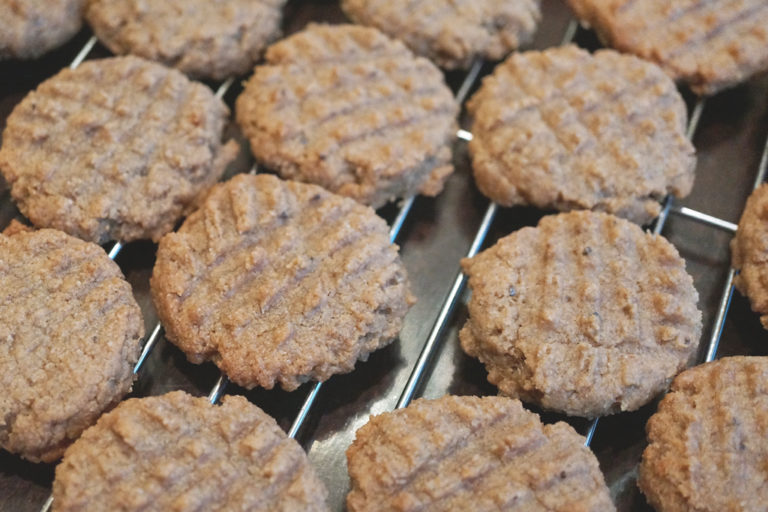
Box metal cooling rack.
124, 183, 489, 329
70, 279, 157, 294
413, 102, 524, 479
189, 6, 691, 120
1, 2, 767, 511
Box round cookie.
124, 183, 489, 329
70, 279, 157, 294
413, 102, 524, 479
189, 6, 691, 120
460, 211, 702, 418
341, 0, 541, 70
85, 0, 286, 80
467, 45, 696, 225
150, 173, 415, 391
638, 356, 768, 511
0, 56, 238, 244
0, 228, 143, 462
53, 391, 329, 511
346, 395, 615, 511
567, 0, 768, 96
235, 23, 458, 209
0, 0, 84, 60
731, 183, 768, 329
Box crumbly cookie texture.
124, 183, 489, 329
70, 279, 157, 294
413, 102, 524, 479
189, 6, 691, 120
151, 173, 415, 391
731, 183, 768, 329
460, 211, 702, 418
235, 23, 458, 209
341, 0, 540, 70
85, 0, 286, 80
467, 45, 696, 225
0, 0, 85, 60
638, 356, 768, 512
52, 391, 329, 511
0, 56, 238, 244
347, 395, 615, 511
566, 0, 768, 95
0, 228, 143, 462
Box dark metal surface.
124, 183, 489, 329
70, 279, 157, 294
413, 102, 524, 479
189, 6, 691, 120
1, 1, 767, 510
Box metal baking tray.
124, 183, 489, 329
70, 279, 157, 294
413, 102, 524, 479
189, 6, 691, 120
2, 1, 767, 510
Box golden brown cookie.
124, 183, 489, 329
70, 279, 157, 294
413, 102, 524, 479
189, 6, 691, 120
151, 173, 415, 391
347, 395, 615, 511
731, 183, 768, 328
341, 0, 541, 70
85, 0, 286, 80
0, 228, 143, 462
460, 211, 702, 418
0, 0, 85, 60
567, 0, 768, 95
638, 356, 768, 512
235, 23, 458, 209
0, 56, 238, 244
467, 45, 696, 225
52, 391, 329, 511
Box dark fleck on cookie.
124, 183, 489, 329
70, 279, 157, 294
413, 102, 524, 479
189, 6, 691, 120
567, 0, 768, 95
341, 0, 541, 70
85, 0, 286, 80
53, 391, 329, 511
0, 0, 85, 60
0, 228, 143, 462
638, 356, 768, 512
235, 23, 458, 209
347, 395, 615, 511
150, 173, 415, 391
731, 183, 768, 329
467, 45, 696, 225
460, 211, 702, 418
0, 56, 238, 244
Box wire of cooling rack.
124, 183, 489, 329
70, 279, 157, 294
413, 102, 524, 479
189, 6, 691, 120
69, 36, 97, 69
395, 201, 497, 409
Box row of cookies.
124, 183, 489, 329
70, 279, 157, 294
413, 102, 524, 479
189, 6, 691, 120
4, 0, 768, 229
0, 24, 702, 244
42, 352, 768, 511
6, 1, 768, 97
14, 342, 765, 512
1, 0, 540, 77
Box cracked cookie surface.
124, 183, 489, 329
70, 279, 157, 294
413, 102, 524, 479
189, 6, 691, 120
0, 0, 85, 60
235, 24, 458, 209
567, 0, 768, 95
53, 391, 329, 511
86, 0, 285, 80
638, 356, 768, 511
460, 211, 702, 417
151, 174, 414, 391
468, 45, 695, 225
0, 228, 143, 462
341, 0, 540, 69
0, 56, 237, 243
347, 395, 614, 511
